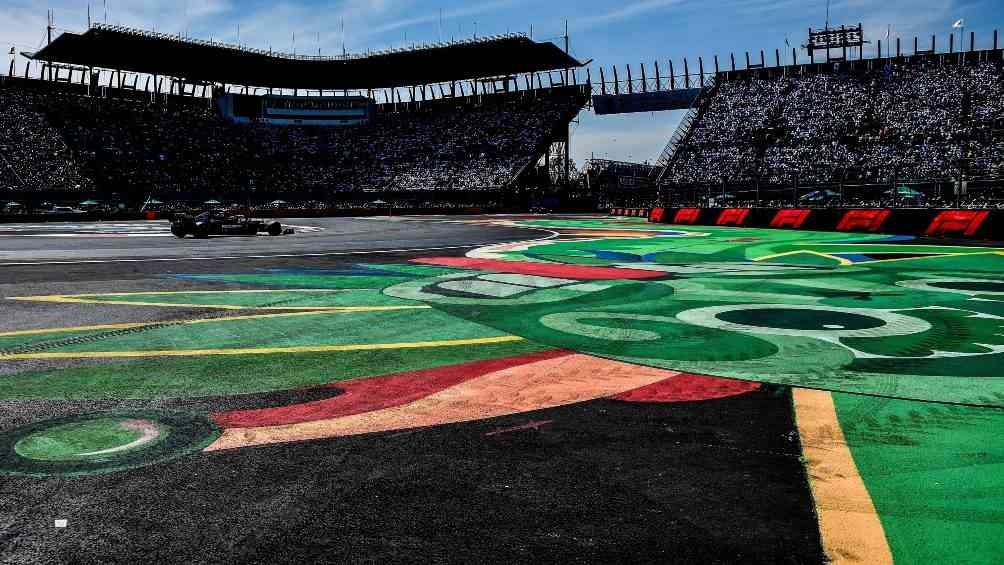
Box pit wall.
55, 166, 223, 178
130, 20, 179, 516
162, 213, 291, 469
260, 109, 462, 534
609, 208, 1004, 240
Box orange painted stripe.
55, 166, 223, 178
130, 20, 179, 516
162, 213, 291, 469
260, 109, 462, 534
206, 354, 681, 451
793, 388, 893, 564
212, 350, 572, 428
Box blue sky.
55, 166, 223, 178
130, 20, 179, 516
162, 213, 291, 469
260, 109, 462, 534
3, 0, 1003, 165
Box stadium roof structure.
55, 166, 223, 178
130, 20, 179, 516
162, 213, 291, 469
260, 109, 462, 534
30, 24, 583, 90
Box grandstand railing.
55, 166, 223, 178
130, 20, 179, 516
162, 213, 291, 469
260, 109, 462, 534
3, 56, 591, 110
653, 76, 717, 178
0, 75, 591, 130
589, 28, 1002, 99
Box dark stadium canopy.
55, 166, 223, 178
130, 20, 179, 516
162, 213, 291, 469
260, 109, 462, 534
31, 25, 583, 90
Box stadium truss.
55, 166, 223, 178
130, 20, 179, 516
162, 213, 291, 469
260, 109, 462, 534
29, 24, 583, 90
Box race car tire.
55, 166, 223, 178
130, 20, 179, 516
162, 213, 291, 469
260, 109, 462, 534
267, 222, 283, 236
193, 223, 210, 239
170, 224, 188, 238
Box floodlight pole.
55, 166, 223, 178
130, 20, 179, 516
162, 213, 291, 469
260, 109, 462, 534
564, 20, 570, 85
563, 20, 571, 187
46, 10, 53, 82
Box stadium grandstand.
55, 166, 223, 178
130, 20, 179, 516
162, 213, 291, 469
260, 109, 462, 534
0, 22, 588, 211
659, 52, 1004, 208
2, 19, 1003, 214
588, 27, 1004, 210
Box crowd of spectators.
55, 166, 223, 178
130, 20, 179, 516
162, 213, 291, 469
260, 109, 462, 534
0, 83, 584, 200
665, 57, 1004, 189
0, 89, 93, 192
148, 198, 499, 214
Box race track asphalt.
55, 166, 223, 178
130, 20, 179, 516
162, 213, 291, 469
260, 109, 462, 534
0, 216, 546, 266
6, 215, 999, 564
0, 216, 821, 564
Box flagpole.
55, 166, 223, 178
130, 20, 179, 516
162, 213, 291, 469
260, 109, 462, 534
952, 18, 966, 207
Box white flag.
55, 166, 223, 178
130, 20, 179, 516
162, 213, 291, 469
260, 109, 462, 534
952, 19, 965, 28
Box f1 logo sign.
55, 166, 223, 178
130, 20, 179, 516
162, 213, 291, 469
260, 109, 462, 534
673, 208, 701, 225
717, 208, 751, 227
926, 211, 989, 237
837, 209, 892, 232
770, 209, 812, 229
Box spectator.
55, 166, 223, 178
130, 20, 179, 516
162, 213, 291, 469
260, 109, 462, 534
665, 58, 1004, 193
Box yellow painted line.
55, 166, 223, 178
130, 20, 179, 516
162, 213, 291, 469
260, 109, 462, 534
0, 335, 524, 361
0, 307, 431, 338
752, 250, 853, 266
793, 388, 893, 565
6, 288, 365, 309
0, 322, 151, 337
7, 295, 427, 312
863, 251, 1004, 265
44, 289, 361, 297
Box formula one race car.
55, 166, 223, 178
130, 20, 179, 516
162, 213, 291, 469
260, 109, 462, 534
170, 210, 285, 238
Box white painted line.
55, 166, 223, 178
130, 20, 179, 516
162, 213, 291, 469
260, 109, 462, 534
0, 243, 518, 267
54, 520, 68, 528
0, 226, 560, 267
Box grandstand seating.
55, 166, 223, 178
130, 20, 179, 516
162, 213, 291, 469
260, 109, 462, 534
0, 79, 586, 199
662, 55, 1004, 194
0, 88, 92, 192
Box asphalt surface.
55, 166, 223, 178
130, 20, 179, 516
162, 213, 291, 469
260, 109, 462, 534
0, 216, 552, 285
0, 216, 549, 265
1, 389, 824, 564
0, 216, 828, 564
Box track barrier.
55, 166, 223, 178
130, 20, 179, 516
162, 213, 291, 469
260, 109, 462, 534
672, 208, 702, 225
716, 208, 751, 227
770, 209, 813, 229
836, 209, 892, 233
646, 207, 1004, 239
610, 208, 650, 218
925, 210, 990, 237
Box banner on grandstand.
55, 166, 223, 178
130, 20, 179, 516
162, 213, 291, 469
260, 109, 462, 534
217, 94, 374, 126
592, 89, 702, 115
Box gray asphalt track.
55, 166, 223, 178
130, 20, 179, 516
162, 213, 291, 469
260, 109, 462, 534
0, 215, 552, 396
0, 215, 552, 340
0, 216, 549, 263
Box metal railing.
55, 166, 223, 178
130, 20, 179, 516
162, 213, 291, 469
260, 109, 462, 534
653, 76, 717, 174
